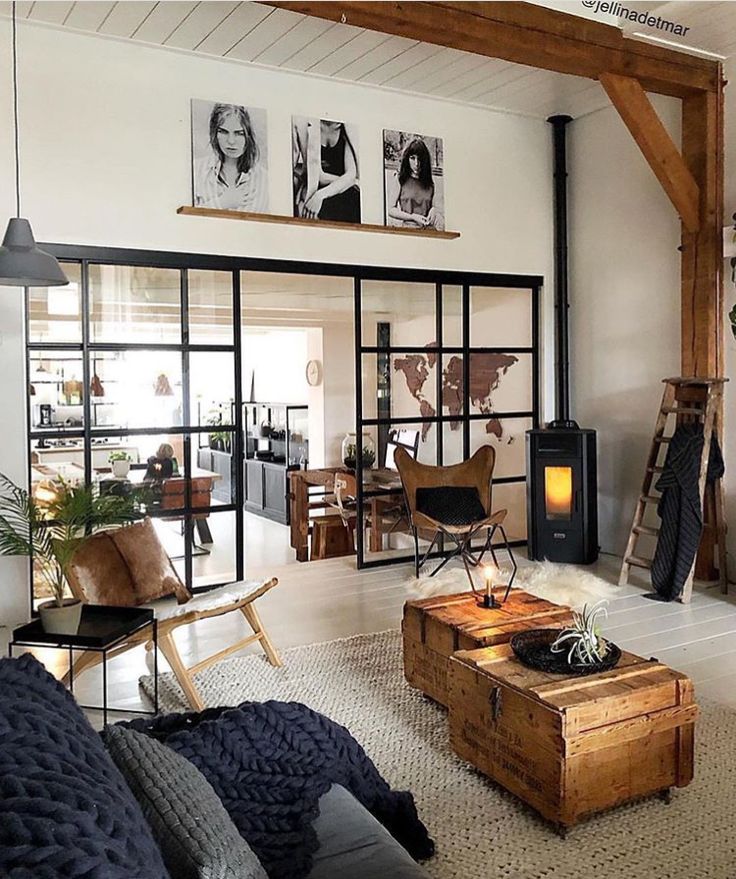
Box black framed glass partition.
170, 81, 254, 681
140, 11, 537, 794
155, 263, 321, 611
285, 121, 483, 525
26, 257, 241, 605
27, 243, 542, 603
355, 279, 540, 568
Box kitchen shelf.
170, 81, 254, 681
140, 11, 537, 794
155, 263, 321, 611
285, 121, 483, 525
177, 206, 460, 240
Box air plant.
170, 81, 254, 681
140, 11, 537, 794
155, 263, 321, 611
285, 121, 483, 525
550, 600, 610, 666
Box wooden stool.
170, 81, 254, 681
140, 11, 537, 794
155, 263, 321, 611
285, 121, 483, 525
310, 514, 355, 560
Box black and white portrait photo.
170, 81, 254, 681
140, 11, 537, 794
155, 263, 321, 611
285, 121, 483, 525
383, 130, 444, 230
292, 117, 361, 223
191, 99, 269, 213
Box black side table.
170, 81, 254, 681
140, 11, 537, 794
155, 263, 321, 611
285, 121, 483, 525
9, 605, 158, 727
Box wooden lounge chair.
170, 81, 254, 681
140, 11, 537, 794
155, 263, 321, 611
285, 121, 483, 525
394, 445, 517, 596
65, 517, 281, 711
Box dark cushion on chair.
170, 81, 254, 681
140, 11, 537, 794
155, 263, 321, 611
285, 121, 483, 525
105, 726, 267, 879
0, 654, 170, 879
415, 486, 487, 527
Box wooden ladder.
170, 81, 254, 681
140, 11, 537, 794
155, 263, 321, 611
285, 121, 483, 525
619, 376, 728, 603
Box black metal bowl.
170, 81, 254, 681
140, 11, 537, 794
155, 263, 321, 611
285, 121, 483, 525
510, 628, 622, 676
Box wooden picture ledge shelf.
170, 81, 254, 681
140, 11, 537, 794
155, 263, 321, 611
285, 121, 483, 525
177, 206, 460, 239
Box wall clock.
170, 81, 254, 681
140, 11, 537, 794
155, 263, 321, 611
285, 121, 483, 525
305, 359, 322, 387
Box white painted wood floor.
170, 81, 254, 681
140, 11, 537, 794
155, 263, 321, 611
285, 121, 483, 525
4, 514, 736, 727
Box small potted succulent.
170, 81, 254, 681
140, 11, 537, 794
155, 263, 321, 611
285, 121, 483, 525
550, 600, 611, 667
0, 474, 137, 634
108, 450, 132, 478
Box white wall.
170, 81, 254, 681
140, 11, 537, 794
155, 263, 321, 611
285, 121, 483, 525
0, 20, 555, 622
568, 94, 682, 555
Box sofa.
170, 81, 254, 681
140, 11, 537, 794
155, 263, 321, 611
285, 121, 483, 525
0, 654, 432, 879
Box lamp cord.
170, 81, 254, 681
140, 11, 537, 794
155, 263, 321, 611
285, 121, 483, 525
11, 0, 21, 217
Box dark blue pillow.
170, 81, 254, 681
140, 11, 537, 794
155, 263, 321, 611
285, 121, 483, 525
0, 653, 169, 879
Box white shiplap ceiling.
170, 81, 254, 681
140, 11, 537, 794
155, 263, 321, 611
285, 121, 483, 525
0, 2, 732, 120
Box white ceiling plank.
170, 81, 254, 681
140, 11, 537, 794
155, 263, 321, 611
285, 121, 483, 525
418, 51, 490, 94
131, 1, 197, 43
479, 68, 555, 103
98, 1, 156, 38
308, 29, 386, 76
382, 47, 466, 90
253, 13, 332, 66
28, 1, 73, 24
196, 2, 271, 56
428, 57, 514, 98
64, 2, 115, 31
334, 34, 418, 81
165, 1, 238, 50
225, 8, 304, 62
360, 41, 442, 85
281, 22, 362, 71
442, 60, 529, 101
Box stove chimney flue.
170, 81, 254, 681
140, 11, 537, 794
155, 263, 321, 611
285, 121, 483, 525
547, 114, 576, 430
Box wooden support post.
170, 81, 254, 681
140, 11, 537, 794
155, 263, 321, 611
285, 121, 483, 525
599, 73, 700, 233
681, 82, 725, 580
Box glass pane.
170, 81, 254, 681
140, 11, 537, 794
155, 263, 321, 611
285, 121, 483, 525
361, 280, 436, 347
189, 269, 234, 345
441, 421, 464, 466
491, 481, 527, 542
90, 350, 182, 429
30, 445, 86, 501
442, 284, 462, 348
190, 352, 235, 427
469, 416, 531, 478
469, 352, 532, 414
89, 264, 181, 343
29, 351, 85, 430
192, 509, 237, 590
470, 287, 533, 348
28, 263, 82, 343
440, 353, 464, 424
391, 352, 437, 419
545, 467, 573, 520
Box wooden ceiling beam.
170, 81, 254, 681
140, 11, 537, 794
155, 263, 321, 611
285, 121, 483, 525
599, 72, 700, 233
265, 1, 719, 97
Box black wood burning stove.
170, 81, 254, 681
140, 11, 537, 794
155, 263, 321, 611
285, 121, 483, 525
526, 116, 598, 564
526, 427, 598, 563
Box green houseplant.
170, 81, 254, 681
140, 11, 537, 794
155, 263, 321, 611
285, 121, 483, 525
0, 473, 138, 633
108, 450, 132, 478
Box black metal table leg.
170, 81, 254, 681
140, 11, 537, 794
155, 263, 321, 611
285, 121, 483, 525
153, 619, 159, 715
102, 647, 108, 727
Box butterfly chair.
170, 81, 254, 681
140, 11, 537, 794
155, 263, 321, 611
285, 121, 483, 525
394, 445, 517, 599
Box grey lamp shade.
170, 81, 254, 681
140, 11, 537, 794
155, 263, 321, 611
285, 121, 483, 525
0, 218, 68, 287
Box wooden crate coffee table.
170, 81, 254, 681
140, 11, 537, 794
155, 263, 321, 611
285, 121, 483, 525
448, 643, 698, 833
402, 590, 573, 706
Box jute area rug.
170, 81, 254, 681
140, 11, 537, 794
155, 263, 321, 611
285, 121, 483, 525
142, 630, 736, 879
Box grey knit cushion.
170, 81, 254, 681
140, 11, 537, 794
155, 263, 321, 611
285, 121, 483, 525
105, 726, 267, 879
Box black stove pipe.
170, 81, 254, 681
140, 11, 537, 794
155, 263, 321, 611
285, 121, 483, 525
547, 114, 576, 430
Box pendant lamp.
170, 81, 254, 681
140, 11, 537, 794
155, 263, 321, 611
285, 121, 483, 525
0, 2, 68, 287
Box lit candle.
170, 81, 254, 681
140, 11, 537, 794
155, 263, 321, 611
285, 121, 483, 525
483, 564, 497, 608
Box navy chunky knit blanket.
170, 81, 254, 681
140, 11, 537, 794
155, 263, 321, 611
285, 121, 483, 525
122, 700, 434, 879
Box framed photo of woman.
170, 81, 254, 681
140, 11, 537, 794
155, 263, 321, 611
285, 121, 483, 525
191, 98, 269, 213
292, 116, 361, 224
383, 130, 444, 231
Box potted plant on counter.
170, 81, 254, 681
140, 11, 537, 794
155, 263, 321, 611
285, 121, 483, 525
108, 450, 132, 478
0, 474, 137, 634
